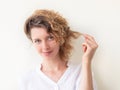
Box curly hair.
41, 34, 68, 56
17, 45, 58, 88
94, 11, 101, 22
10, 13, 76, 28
24, 9, 81, 61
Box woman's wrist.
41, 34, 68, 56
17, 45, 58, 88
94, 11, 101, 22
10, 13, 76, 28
82, 56, 92, 62
82, 58, 92, 68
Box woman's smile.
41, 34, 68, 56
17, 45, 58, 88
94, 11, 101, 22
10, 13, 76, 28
42, 51, 53, 56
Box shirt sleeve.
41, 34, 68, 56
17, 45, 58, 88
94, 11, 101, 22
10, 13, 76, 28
17, 75, 27, 90
17, 71, 31, 90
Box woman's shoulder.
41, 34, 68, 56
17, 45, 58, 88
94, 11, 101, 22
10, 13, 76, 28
67, 60, 82, 72
19, 67, 41, 85
17, 70, 37, 90
18, 70, 35, 83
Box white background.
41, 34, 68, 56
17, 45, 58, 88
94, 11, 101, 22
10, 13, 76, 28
0, 0, 120, 90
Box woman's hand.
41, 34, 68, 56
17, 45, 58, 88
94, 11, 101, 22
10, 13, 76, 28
82, 34, 98, 64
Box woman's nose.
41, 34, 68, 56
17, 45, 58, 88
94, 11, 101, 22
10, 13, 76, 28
42, 41, 50, 50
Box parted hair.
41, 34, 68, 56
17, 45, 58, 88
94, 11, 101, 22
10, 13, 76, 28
24, 9, 81, 61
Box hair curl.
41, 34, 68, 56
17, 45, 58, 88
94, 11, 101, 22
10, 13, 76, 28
24, 9, 81, 61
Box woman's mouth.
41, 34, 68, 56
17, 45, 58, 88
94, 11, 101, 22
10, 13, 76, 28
42, 51, 52, 56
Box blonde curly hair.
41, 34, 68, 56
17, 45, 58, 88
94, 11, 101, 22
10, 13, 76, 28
24, 9, 81, 61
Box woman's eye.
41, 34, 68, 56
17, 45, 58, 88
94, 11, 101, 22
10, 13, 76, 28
48, 36, 54, 40
34, 39, 41, 43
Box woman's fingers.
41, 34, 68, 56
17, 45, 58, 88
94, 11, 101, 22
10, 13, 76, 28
83, 34, 97, 43
81, 33, 98, 62
83, 34, 94, 40
82, 34, 98, 48
82, 43, 87, 53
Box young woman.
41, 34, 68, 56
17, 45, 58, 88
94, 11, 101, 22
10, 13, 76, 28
19, 9, 98, 90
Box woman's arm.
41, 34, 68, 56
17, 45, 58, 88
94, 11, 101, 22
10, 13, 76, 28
79, 34, 98, 90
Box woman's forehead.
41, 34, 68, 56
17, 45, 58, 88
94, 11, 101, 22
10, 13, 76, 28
31, 27, 48, 35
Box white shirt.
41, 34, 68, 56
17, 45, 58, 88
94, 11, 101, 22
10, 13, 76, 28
18, 62, 97, 90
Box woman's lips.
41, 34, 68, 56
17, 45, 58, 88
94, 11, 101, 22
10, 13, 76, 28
42, 51, 52, 56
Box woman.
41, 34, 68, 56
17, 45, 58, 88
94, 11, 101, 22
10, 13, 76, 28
19, 9, 98, 90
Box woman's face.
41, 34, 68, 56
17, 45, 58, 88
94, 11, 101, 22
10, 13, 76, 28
31, 27, 60, 60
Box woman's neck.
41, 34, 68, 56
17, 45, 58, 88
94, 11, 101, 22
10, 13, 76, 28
41, 57, 68, 72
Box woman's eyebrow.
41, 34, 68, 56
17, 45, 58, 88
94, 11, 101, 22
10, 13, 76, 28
32, 38, 40, 41
32, 35, 50, 40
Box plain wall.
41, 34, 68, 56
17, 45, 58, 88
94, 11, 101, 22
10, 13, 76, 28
0, 0, 120, 90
